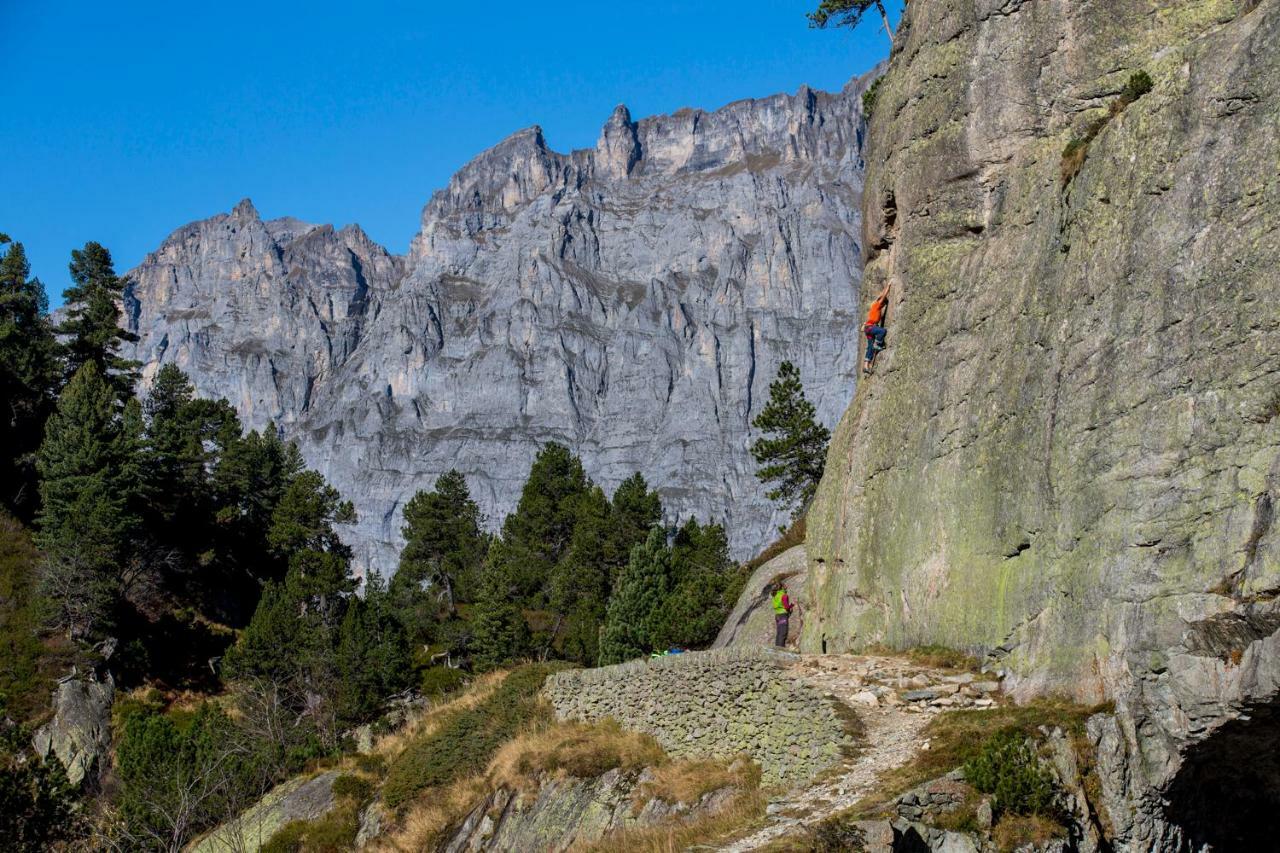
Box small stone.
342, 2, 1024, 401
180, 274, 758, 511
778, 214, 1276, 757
973, 681, 1001, 694
851, 690, 880, 707
976, 799, 994, 829
902, 688, 939, 702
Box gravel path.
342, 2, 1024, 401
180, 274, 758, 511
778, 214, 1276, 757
717, 654, 999, 851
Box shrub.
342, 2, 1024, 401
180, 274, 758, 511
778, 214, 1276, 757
382, 664, 562, 809
963, 728, 1061, 820
1061, 70, 1153, 186
0, 701, 76, 851
259, 819, 307, 853
1121, 70, 1154, 102
331, 773, 373, 803
419, 665, 467, 698
862, 76, 884, 120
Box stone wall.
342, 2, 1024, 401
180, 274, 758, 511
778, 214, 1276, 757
543, 647, 855, 786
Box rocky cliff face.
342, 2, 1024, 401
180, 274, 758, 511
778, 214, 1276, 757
804, 1, 1279, 848
125, 73, 879, 571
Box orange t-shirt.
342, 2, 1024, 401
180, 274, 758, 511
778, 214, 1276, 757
866, 296, 887, 326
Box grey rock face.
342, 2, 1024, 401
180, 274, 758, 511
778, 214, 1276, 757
804, 1, 1280, 849
31, 671, 114, 787
124, 72, 879, 572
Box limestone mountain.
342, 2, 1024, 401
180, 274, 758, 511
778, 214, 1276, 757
803, 1, 1279, 847
123, 71, 880, 572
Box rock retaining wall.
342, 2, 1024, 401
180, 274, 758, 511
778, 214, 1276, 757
543, 647, 854, 786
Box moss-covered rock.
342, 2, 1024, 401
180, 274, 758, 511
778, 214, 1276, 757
805, 1, 1280, 846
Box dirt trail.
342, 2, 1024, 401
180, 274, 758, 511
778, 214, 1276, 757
718, 654, 998, 851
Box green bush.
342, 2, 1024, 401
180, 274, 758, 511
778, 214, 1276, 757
383, 663, 562, 809
862, 76, 884, 120
0, 700, 76, 851
331, 773, 373, 803
963, 728, 1061, 820
259, 819, 307, 853
419, 665, 467, 698
1121, 70, 1153, 102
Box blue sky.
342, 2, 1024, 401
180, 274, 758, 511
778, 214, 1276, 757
3, 1, 900, 308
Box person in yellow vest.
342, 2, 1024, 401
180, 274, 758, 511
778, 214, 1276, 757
770, 581, 794, 647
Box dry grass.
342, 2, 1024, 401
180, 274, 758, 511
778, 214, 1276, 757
993, 814, 1067, 851
640, 757, 762, 806
372, 669, 506, 760
370, 774, 489, 852
863, 643, 982, 672
573, 789, 768, 853
488, 718, 666, 793
744, 516, 806, 572
376, 714, 764, 851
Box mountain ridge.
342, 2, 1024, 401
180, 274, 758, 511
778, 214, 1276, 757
123, 67, 882, 573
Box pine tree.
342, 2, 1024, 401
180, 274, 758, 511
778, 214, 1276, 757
35, 362, 142, 637
0, 236, 58, 520
605, 473, 663, 585
650, 519, 743, 650
392, 470, 487, 638
599, 527, 672, 665
490, 443, 591, 603
469, 574, 530, 671
750, 361, 831, 517
335, 575, 411, 724
807, 0, 893, 36
56, 242, 139, 401
548, 485, 613, 665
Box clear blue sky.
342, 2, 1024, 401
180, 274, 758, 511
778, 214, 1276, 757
3, 1, 900, 308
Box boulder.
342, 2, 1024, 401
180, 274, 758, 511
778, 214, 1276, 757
714, 545, 808, 649
31, 671, 114, 787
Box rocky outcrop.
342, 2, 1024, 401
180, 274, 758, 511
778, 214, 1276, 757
714, 545, 808, 648
543, 646, 855, 786
190, 770, 339, 853
125, 71, 881, 571
438, 766, 738, 853
804, 0, 1280, 849
31, 671, 113, 787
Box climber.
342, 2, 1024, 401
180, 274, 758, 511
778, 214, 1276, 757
862, 283, 891, 375
770, 581, 794, 647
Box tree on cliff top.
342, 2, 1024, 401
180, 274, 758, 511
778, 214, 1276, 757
808, 0, 894, 37
750, 361, 830, 519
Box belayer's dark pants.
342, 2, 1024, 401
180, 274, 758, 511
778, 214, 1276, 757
775, 614, 789, 647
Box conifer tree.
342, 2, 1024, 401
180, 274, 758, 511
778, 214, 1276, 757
393, 470, 487, 636
469, 574, 530, 671
35, 362, 142, 637
549, 485, 613, 664
649, 519, 743, 650
599, 527, 672, 665
0, 235, 58, 519
489, 443, 591, 603
605, 472, 663, 583
750, 361, 831, 517
56, 242, 139, 401
807, 0, 893, 36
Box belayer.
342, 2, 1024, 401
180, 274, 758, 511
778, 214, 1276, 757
862, 283, 891, 375
770, 581, 794, 647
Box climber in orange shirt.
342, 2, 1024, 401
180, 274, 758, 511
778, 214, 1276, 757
862, 283, 891, 375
